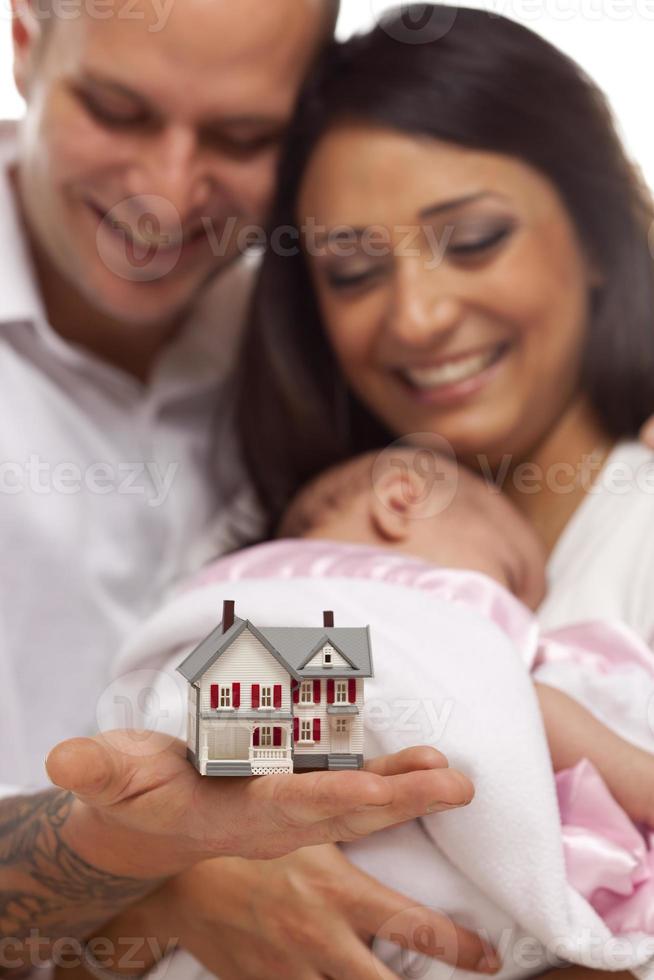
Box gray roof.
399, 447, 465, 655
176, 617, 373, 685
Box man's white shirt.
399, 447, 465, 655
0, 120, 255, 793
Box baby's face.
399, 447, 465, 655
283, 451, 547, 609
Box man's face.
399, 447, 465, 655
13, 0, 327, 325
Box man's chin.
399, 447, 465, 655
83, 271, 211, 329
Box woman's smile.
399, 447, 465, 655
395, 340, 514, 406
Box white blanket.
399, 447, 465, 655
111, 575, 654, 980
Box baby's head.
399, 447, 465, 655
280, 449, 547, 610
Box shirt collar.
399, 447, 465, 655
0, 121, 46, 328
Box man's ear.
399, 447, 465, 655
11, 0, 42, 97
370, 470, 422, 542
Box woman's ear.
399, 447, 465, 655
369, 470, 421, 542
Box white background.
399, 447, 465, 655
1, 0, 653, 186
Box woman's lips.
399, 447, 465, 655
395, 341, 513, 406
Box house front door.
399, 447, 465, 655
332, 718, 350, 753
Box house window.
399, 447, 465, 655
260, 726, 273, 747
300, 719, 312, 742
335, 681, 348, 704
260, 686, 272, 708
300, 681, 313, 704
323, 645, 333, 667
220, 686, 231, 709
336, 719, 348, 734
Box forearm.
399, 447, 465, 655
0, 789, 166, 973
535, 682, 629, 775
51, 885, 179, 980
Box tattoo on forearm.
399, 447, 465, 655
0, 790, 161, 947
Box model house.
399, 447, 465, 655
177, 600, 374, 776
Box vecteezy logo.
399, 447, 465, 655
371, 1, 458, 44
96, 668, 185, 755
372, 434, 459, 520
96, 194, 183, 282
371, 906, 461, 979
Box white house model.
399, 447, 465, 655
177, 600, 374, 776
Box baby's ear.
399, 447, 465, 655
370, 469, 422, 542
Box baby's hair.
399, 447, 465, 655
279, 454, 374, 539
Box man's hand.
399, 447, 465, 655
46, 733, 475, 878
59, 845, 500, 980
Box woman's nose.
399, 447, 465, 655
385, 263, 465, 347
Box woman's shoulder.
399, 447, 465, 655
541, 441, 654, 639
562, 441, 654, 535
595, 441, 654, 500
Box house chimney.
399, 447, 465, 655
323, 610, 334, 628
222, 600, 235, 633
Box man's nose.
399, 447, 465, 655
127, 125, 213, 218
385, 261, 465, 347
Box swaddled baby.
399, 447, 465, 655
110, 448, 654, 978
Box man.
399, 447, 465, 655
0, 0, 494, 976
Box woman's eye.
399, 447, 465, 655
448, 226, 513, 258
325, 267, 382, 291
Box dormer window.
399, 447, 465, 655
323, 645, 334, 668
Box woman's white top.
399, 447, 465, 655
538, 440, 654, 646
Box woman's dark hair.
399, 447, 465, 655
233, 3, 654, 535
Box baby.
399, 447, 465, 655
106, 446, 654, 977
280, 447, 654, 829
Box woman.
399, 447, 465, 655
224, 5, 654, 977
237, 2, 654, 645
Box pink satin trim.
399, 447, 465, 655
558, 761, 654, 934
191, 539, 539, 665
537, 619, 654, 677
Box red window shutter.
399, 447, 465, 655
313, 718, 321, 742
313, 680, 321, 704
293, 717, 299, 742
327, 679, 335, 704
210, 684, 219, 709
251, 684, 260, 709
232, 683, 241, 708
348, 679, 357, 704
274, 685, 282, 709
253, 727, 260, 747
273, 727, 282, 747
292, 680, 300, 704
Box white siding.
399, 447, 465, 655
198, 628, 292, 714
187, 685, 198, 755
294, 678, 365, 757
305, 644, 350, 671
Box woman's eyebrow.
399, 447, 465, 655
419, 191, 505, 219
